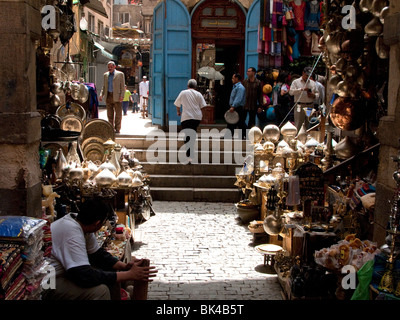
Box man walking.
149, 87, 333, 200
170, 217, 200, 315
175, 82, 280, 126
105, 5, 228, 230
130, 89, 140, 113
174, 79, 207, 163
99, 61, 125, 133
243, 67, 263, 129
139, 76, 149, 118
289, 66, 319, 131
227, 73, 246, 139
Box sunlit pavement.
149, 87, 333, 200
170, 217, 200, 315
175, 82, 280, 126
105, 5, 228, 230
132, 201, 282, 300
98, 106, 158, 137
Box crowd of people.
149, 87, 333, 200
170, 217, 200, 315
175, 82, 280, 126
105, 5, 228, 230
226, 66, 325, 139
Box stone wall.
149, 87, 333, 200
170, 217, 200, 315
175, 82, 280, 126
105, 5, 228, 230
0, 0, 44, 217
374, 0, 400, 245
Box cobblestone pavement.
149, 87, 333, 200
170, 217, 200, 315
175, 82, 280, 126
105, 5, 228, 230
131, 201, 283, 300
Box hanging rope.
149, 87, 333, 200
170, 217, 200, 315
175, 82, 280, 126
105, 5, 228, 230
278, 52, 323, 128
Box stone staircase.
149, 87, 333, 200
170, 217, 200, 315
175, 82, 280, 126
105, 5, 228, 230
116, 131, 252, 203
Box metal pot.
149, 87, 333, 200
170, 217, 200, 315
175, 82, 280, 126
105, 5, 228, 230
263, 124, 280, 143
335, 58, 347, 76
330, 97, 365, 131
78, 83, 89, 104
379, 6, 389, 24
263, 208, 283, 236
371, 0, 387, 18
335, 136, 357, 159
70, 82, 80, 100
376, 34, 390, 59
117, 171, 132, 187
328, 74, 342, 92
280, 121, 298, 140
335, 80, 351, 97
50, 82, 63, 94
248, 126, 263, 144
50, 94, 61, 108
99, 160, 117, 175
131, 172, 144, 187
69, 166, 84, 181
263, 141, 275, 153
95, 168, 117, 187
359, 0, 373, 12
364, 17, 383, 36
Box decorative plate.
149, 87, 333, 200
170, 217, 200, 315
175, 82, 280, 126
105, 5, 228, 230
83, 142, 105, 163
56, 102, 86, 122
60, 115, 83, 133
81, 136, 105, 152
224, 110, 239, 124
81, 119, 115, 142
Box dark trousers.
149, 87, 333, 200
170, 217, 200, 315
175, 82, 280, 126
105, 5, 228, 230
122, 101, 129, 115
181, 119, 201, 158
132, 102, 138, 112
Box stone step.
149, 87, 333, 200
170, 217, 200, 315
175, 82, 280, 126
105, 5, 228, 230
150, 187, 240, 202
131, 149, 250, 164
142, 162, 242, 176
116, 137, 250, 151
148, 174, 236, 188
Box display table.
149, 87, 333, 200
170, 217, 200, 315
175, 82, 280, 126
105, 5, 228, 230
255, 244, 283, 268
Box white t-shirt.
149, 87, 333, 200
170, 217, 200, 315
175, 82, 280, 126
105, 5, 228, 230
174, 89, 207, 122
139, 81, 149, 97
50, 213, 100, 275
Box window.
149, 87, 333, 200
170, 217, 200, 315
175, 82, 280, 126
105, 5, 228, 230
98, 21, 104, 36
119, 12, 130, 24
88, 13, 95, 33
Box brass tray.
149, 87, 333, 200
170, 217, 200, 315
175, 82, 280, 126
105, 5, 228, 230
60, 115, 83, 133
83, 142, 105, 162
56, 102, 86, 122
81, 119, 115, 142
81, 136, 105, 152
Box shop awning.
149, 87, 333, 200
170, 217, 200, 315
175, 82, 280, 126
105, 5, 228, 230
93, 41, 118, 60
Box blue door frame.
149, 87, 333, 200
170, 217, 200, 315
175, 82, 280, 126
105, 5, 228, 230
151, 0, 191, 127
151, 0, 261, 127
245, 0, 260, 73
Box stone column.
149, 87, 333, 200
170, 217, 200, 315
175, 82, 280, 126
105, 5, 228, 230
374, 0, 400, 245
0, 1, 45, 218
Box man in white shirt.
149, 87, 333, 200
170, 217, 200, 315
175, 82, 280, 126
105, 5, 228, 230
42, 198, 157, 300
139, 76, 149, 118
174, 79, 207, 163
289, 67, 319, 131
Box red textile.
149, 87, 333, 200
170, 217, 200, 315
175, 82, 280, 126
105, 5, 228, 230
290, 1, 306, 31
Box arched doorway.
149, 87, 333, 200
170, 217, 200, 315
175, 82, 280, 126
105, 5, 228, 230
191, 0, 246, 123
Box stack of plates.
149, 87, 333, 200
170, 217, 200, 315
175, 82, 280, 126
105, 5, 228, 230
80, 119, 115, 162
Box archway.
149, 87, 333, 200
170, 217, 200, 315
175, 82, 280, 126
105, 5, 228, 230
191, 0, 246, 123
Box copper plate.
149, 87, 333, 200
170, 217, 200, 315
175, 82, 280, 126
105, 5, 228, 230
83, 142, 105, 162
81, 136, 105, 151
56, 102, 86, 122
60, 115, 83, 133
330, 97, 365, 131
82, 118, 115, 142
